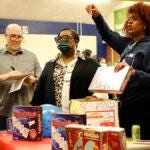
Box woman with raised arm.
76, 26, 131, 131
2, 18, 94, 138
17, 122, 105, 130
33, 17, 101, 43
86, 2, 150, 140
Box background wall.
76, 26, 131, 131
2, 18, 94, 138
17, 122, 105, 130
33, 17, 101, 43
1, 0, 145, 66
0, 19, 106, 67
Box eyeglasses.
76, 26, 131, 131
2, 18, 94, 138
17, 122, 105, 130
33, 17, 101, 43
7, 34, 23, 41
54, 35, 74, 43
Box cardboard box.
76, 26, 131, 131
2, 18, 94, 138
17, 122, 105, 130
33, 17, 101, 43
70, 98, 119, 127
83, 127, 108, 150
65, 125, 127, 150
51, 113, 86, 150
12, 106, 42, 141
107, 127, 126, 150
65, 124, 85, 150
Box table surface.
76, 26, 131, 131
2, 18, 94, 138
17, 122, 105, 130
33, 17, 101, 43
0, 131, 150, 150
0, 131, 51, 150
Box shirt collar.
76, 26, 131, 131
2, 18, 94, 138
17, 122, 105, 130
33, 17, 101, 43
54, 52, 86, 62
3, 47, 24, 55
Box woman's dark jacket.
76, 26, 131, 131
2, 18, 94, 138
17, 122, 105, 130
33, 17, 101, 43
31, 57, 99, 106
93, 15, 150, 106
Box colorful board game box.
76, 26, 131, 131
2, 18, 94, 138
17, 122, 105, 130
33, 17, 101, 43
83, 127, 108, 150
12, 106, 42, 141
51, 113, 86, 150
7, 117, 12, 133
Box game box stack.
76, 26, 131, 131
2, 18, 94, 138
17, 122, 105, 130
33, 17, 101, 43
12, 106, 42, 141
65, 125, 127, 150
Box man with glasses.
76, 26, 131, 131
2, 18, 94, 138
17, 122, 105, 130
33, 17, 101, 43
0, 24, 42, 130
31, 28, 100, 112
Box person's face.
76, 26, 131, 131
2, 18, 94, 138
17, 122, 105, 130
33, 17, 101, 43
5, 26, 23, 52
100, 59, 106, 64
126, 13, 146, 39
58, 30, 78, 53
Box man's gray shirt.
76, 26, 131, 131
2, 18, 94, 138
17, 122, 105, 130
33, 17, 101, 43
0, 47, 42, 117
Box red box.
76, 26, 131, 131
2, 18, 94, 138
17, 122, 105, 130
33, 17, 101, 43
108, 127, 126, 150
65, 124, 85, 150
83, 127, 108, 150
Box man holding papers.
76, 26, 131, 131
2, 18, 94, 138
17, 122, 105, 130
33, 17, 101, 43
0, 24, 41, 130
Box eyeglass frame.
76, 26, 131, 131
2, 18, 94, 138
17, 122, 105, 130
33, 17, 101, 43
7, 34, 24, 41
54, 35, 74, 43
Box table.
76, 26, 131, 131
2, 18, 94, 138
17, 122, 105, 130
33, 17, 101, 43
0, 131, 150, 150
127, 139, 150, 150
0, 131, 51, 150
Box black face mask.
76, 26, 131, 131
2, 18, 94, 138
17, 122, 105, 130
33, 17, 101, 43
57, 41, 70, 54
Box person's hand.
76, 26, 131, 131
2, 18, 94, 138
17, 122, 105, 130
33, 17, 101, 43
114, 62, 129, 72
85, 4, 101, 18
24, 75, 37, 85
114, 62, 136, 76
84, 95, 97, 99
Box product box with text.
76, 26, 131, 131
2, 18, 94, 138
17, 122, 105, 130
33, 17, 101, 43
51, 113, 86, 150
70, 98, 119, 127
83, 127, 108, 150
65, 124, 85, 150
12, 106, 42, 141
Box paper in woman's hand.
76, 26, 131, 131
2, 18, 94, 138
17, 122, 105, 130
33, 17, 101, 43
88, 66, 132, 94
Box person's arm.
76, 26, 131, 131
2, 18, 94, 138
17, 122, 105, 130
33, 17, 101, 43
0, 73, 11, 81
85, 4, 130, 55
0, 71, 22, 82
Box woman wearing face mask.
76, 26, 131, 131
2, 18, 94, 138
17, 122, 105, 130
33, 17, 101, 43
30, 28, 99, 112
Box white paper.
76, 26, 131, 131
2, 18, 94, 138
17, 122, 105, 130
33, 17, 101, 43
9, 74, 31, 93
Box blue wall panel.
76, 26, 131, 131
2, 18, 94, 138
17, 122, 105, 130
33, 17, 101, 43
0, 19, 106, 58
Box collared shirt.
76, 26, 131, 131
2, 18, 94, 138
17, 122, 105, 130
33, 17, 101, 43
0, 47, 42, 117
53, 52, 84, 112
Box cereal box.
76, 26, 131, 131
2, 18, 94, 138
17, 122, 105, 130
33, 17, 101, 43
12, 106, 42, 141
51, 113, 86, 150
